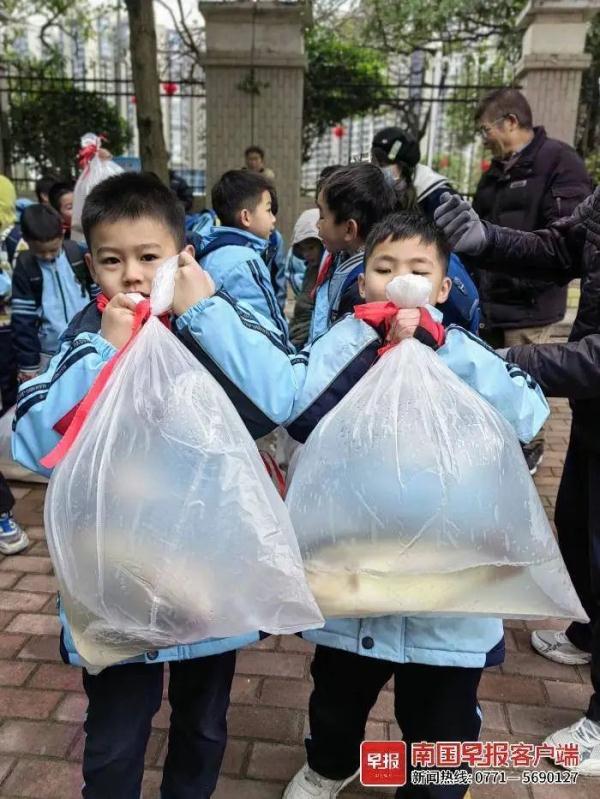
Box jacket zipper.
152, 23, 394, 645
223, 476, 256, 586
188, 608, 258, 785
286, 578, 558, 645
53, 264, 69, 323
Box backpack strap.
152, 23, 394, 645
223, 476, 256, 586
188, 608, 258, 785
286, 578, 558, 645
340, 262, 365, 297
196, 233, 254, 260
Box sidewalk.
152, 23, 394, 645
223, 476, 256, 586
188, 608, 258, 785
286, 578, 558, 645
0, 397, 595, 798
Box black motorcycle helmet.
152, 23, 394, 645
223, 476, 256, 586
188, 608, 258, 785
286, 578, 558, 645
371, 127, 421, 169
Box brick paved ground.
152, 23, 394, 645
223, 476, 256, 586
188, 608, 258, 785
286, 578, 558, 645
0, 397, 596, 798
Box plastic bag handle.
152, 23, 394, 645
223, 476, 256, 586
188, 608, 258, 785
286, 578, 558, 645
40, 299, 151, 470
78, 133, 105, 169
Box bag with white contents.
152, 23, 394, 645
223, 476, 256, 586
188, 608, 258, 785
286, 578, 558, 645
71, 133, 123, 243
42, 257, 323, 672
286, 274, 586, 622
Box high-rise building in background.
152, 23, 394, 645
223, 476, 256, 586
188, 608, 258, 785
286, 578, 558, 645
8, 9, 207, 191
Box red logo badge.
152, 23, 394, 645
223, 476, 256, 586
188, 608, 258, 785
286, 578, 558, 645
360, 741, 407, 786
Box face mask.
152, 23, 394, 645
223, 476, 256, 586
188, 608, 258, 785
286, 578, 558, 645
382, 166, 407, 194
382, 165, 397, 185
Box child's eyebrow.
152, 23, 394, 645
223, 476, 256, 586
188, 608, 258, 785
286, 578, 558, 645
372, 254, 397, 265
96, 243, 163, 254
96, 246, 122, 255
406, 256, 435, 267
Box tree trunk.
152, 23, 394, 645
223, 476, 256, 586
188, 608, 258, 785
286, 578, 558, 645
125, 0, 169, 184
585, 63, 600, 156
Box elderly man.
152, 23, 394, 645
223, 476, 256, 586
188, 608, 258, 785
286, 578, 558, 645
471, 88, 591, 474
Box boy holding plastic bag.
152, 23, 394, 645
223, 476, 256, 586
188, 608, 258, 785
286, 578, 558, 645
11, 171, 322, 799
282, 215, 585, 798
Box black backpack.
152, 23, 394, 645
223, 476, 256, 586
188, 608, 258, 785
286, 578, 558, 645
17, 240, 92, 305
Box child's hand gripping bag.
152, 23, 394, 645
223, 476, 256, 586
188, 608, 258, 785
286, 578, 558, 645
285, 274, 586, 622
71, 133, 123, 243
42, 257, 323, 672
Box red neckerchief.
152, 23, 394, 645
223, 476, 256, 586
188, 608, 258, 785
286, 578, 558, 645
354, 301, 399, 355
354, 302, 445, 356
311, 252, 334, 299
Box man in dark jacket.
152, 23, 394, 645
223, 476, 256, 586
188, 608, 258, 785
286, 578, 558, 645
472, 88, 592, 473
433, 187, 600, 777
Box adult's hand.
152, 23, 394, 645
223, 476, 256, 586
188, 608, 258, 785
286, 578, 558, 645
434, 193, 488, 256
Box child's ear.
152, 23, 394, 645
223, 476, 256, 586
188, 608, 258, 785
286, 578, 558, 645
345, 219, 359, 244
184, 243, 195, 258
84, 252, 97, 283
436, 276, 452, 305
239, 208, 252, 230
358, 272, 366, 299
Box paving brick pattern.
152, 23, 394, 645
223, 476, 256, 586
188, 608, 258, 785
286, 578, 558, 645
0, 398, 595, 797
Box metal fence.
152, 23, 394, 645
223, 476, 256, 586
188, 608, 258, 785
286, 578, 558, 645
0, 68, 206, 195
2, 53, 513, 201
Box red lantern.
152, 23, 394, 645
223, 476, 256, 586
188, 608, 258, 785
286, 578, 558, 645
131, 96, 137, 104
438, 156, 450, 169
332, 124, 345, 139
481, 159, 491, 172
163, 82, 179, 96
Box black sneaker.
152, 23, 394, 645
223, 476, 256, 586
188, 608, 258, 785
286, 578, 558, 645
523, 442, 544, 476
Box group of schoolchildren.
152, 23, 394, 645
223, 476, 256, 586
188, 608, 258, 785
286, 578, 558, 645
1, 129, 592, 799
0, 173, 78, 554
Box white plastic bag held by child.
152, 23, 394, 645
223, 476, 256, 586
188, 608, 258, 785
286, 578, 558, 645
42, 257, 323, 671
286, 274, 586, 622
71, 133, 123, 243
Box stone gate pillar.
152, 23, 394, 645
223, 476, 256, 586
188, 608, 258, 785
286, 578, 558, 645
199, 0, 309, 240
516, 0, 600, 145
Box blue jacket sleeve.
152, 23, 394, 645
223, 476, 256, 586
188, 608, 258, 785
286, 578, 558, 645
11, 260, 41, 372
438, 327, 549, 443
202, 248, 290, 344
11, 332, 116, 476
175, 294, 379, 438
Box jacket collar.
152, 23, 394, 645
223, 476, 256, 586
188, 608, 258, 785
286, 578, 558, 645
486, 126, 547, 177
204, 225, 268, 254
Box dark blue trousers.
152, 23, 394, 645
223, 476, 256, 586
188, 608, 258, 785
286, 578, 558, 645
307, 645, 482, 799
81, 651, 236, 798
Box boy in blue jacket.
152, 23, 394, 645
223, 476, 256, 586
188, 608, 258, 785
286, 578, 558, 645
284, 215, 550, 799
170, 213, 548, 798
311, 162, 399, 342
197, 169, 290, 346
12, 204, 92, 382
11, 172, 279, 799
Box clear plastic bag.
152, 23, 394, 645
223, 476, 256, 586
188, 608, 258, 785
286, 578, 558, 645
286, 276, 586, 622
44, 258, 323, 671
71, 133, 123, 243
